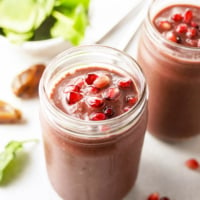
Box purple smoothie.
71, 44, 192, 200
39, 45, 148, 200
137, 2, 200, 141
51, 67, 139, 120
153, 5, 200, 47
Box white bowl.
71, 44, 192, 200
0, 35, 72, 60
21, 37, 72, 58
0, 0, 145, 59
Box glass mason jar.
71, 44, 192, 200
39, 45, 147, 200
137, 0, 200, 141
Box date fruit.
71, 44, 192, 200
0, 100, 22, 123
12, 64, 45, 98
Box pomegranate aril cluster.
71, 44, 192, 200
155, 6, 200, 47
63, 69, 138, 121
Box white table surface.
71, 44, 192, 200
0, 1, 200, 200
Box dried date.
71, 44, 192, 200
12, 64, 45, 98
0, 100, 22, 123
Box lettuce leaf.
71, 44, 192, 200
3, 29, 34, 43
51, 5, 88, 45
54, 0, 90, 9
0, 0, 90, 45
0, 0, 54, 33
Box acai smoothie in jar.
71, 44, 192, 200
39, 45, 148, 200
137, 0, 200, 141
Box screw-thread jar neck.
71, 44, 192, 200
39, 45, 147, 140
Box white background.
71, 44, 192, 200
0, 0, 200, 199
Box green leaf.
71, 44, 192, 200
0, 0, 90, 44
0, 139, 38, 183
3, 29, 34, 44
0, 151, 14, 181
55, 0, 90, 10
0, 0, 54, 33
51, 5, 88, 45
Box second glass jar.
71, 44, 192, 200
137, 0, 200, 141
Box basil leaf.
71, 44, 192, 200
0, 139, 38, 183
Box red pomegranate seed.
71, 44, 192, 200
126, 95, 138, 105
186, 27, 197, 38
103, 87, 120, 100
183, 9, 193, 23
160, 197, 170, 200
190, 21, 199, 28
75, 78, 85, 88
175, 23, 188, 33
66, 91, 83, 105
147, 192, 160, 200
165, 31, 178, 42
85, 73, 98, 85
185, 158, 199, 170
86, 86, 100, 94
171, 13, 183, 22
118, 78, 133, 88
87, 97, 104, 108
90, 112, 106, 121
123, 106, 131, 112
64, 85, 80, 93
93, 75, 110, 88
158, 21, 172, 31
103, 106, 114, 117
176, 36, 182, 43
165, 32, 182, 43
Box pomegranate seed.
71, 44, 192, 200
175, 23, 188, 33
66, 91, 83, 105
93, 75, 110, 88
103, 106, 114, 117
123, 106, 131, 112
185, 158, 199, 170
87, 97, 104, 108
158, 21, 172, 31
118, 78, 133, 88
171, 13, 183, 22
103, 87, 120, 100
190, 21, 199, 28
147, 192, 160, 200
183, 9, 193, 23
165, 32, 182, 43
85, 73, 98, 85
186, 27, 197, 38
75, 78, 85, 88
160, 197, 170, 200
64, 85, 80, 93
86, 86, 100, 94
176, 36, 182, 43
126, 95, 138, 105
90, 112, 106, 121
165, 31, 178, 42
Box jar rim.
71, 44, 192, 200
146, 1, 200, 53
39, 45, 147, 139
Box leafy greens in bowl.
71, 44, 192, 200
0, 0, 90, 46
